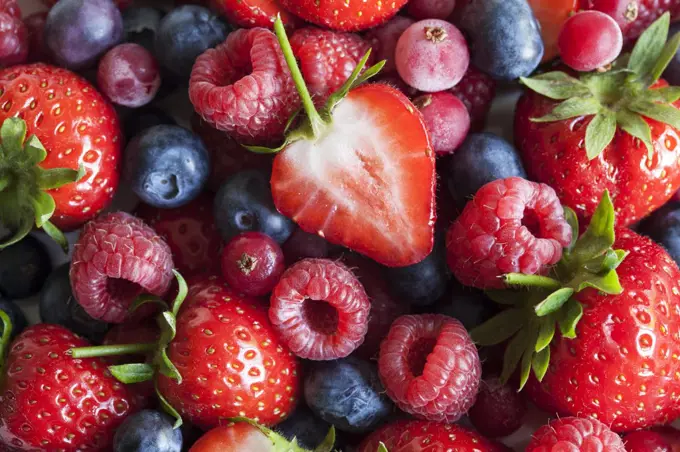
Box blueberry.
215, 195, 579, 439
277, 405, 333, 450
447, 133, 526, 211
39, 264, 110, 343
432, 282, 498, 331
304, 357, 393, 434
125, 125, 210, 209
639, 201, 680, 266
45, 0, 123, 70
123, 7, 164, 53
123, 106, 176, 141
0, 298, 27, 340
0, 236, 51, 299
113, 410, 182, 452
214, 169, 295, 244
154, 5, 229, 78
458, 0, 543, 80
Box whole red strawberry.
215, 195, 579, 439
279, 0, 406, 31
209, 0, 301, 29
515, 15, 680, 227
0, 324, 140, 451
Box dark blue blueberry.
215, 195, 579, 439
154, 5, 229, 78
0, 236, 51, 299
125, 125, 210, 208
214, 169, 295, 244
113, 410, 182, 452
447, 133, 526, 211
277, 405, 333, 450
458, 0, 543, 80
639, 201, 680, 266
123, 106, 176, 141
123, 7, 164, 53
432, 282, 498, 331
39, 264, 110, 343
0, 298, 27, 340
304, 357, 393, 434
45, 0, 123, 70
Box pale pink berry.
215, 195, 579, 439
414, 91, 469, 155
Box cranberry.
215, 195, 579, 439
221, 232, 285, 297
558, 11, 623, 72
468, 376, 527, 438
97, 43, 161, 108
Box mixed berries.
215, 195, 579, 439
3, 0, 680, 451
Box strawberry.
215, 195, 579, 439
279, 0, 406, 31
209, 0, 302, 29
0, 323, 140, 451
515, 14, 680, 227
0, 64, 121, 251
256, 18, 435, 267
472, 191, 680, 432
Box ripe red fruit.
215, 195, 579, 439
526, 417, 625, 451
581, 0, 680, 41
623, 426, 680, 451
558, 11, 623, 72
365, 16, 415, 74
269, 258, 370, 360
378, 314, 481, 422
221, 231, 285, 296
468, 377, 527, 438
209, 0, 301, 29
449, 65, 496, 131
158, 276, 300, 429
97, 43, 161, 108
0, 324, 140, 451
0, 6, 27, 67
414, 91, 470, 155
70, 212, 175, 324
279, 0, 406, 31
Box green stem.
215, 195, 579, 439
503, 273, 563, 290
0, 309, 12, 375
273, 16, 326, 138
70, 342, 157, 359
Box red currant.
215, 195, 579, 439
558, 10, 623, 72
221, 232, 285, 297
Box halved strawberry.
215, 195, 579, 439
264, 18, 436, 267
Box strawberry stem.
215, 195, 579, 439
0, 309, 12, 374
70, 342, 157, 359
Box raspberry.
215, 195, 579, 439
378, 314, 481, 423
0, 0, 20, 19
526, 417, 626, 452
290, 27, 373, 104
0, 8, 27, 67
364, 16, 414, 74
70, 212, 175, 323
446, 177, 572, 289
189, 28, 299, 144
449, 65, 496, 131
269, 258, 371, 360
468, 377, 527, 438
623, 0, 680, 41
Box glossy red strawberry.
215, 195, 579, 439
279, 0, 406, 31
209, 0, 301, 29
0, 324, 140, 451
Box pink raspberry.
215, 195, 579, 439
269, 258, 370, 360
449, 65, 496, 132
70, 212, 175, 323
446, 177, 572, 289
378, 314, 481, 423
0, 0, 28, 68
526, 417, 625, 452
189, 28, 299, 145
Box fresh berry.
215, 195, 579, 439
290, 27, 374, 103
189, 27, 299, 144
123, 7, 163, 53
364, 16, 414, 74
158, 277, 300, 429
395, 19, 469, 92
0, 235, 51, 299
378, 314, 481, 422
123, 106, 177, 141
527, 0, 579, 62
433, 282, 498, 331
358, 420, 505, 452
468, 377, 527, 438
282, 227, 331, 264
97, 43, 161, 108
446, 133, 527, 212
221, 232, 285, 297
125, 125, 210, 208
526, 417, 625, 452
457, 0, 544, 80
408, 0, 457, 19
0, 0, 20, 19
0, 324, 140, 451
449, 66, 496, 131
269, 258, 371, 360
70, 212, 174, 323
0, 297, 26, 340
155, 5, 229, 79
609, 0, 680, 41
446, 177, 572, 289
0, 3, 27, 67
135, 194, 223, 277
41, 0, 132, 9
214, 169, 295, 244
304, 357, 393, 433
113, 409, 183, 452
44, 0, 123, 70
558, 11, 623, 72
40, 263, 110, 343
581, 0, 640, 34
279, 0, 406, 31
24, 12, 49, 64
413, 91, 470, 155
276, 405, 333, 450
639, 201, 680, 265
623, 426, 680, 451
210, 0, 301, 29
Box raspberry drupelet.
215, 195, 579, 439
526, 417, 625, 452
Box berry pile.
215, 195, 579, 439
1, 0, 680, 451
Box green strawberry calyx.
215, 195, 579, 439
0, 308, 12, 375
0, 117, 84, 252
246, 15, 385, 154
471, 191, 627, 390
230, 417, 336, 452
520, 12, 680, 161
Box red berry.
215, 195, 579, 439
526, 417, 626, 452
395, 19, 469, 92
378, 314, 481, 422
449, 65, 496, 131
221, 232, 285, 297
624, 430, 673, 452
210, 0, 302, 30
0, 0, 20, 19
414, 91, 470, 155
269, 258, 371, 360
189, 423, 273, 452
189, 28, 299, 144
558, 11, 623, 72
365, 16, 414, 73
282, 228, 331, 265
70, 212, 175, 323
97, 43, 161, 108
24, 12, 49, 63
583, 0, 639, 32
446, 177, 572, 289
407, 0, 457, 20
468, 377, 527, 438
0, 9, 28, 67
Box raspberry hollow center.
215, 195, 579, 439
106, 278, 143, 301
408, 337, 437, 377
302, 299, 339, 335
522, 207, 542, 237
